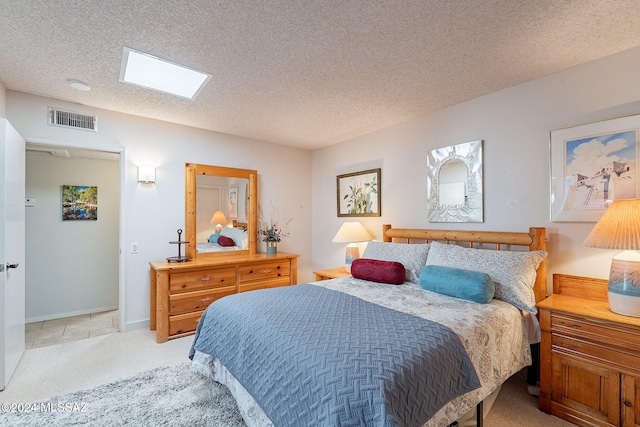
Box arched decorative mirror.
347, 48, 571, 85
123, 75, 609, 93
185, 163, 258, 258
427, 140, 483, 222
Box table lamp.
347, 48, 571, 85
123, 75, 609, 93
332, 221, 373, 272
583, 198, 640, 317
210, 211, 228, 234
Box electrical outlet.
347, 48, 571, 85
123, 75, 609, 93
131, 243, 139, 253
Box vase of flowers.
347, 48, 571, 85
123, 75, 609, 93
259, 202, 300, 254
259, 224, 288, 254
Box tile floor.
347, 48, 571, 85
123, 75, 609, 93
25, 310, 119, 349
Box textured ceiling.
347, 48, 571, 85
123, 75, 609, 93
2, 1, 640, 150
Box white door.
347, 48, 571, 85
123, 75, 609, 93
0, 119, 26, 390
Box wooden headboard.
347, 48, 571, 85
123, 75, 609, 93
382, 224, 548, 303
232, 220, 248, 230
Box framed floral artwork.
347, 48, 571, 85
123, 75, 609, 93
336, 168, 381, 217
550, 114, 639, 222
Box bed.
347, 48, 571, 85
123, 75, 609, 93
196, 224, 248, 253
189, 224, 548, 427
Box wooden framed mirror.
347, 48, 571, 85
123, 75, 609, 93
185, 163, 258, 258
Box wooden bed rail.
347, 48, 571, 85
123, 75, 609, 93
382, 224, 548, 303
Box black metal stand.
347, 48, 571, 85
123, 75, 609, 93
167, 229, 191, 263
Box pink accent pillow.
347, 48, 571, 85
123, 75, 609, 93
351, 258, 406, 285
218, 235, 235, 247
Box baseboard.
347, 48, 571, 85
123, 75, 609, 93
26, 305, 119, 324
120, 319, 149, 332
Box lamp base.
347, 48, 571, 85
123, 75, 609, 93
608, 292, 640, 317
607, 254, 640, 317
345, 244, 360, 273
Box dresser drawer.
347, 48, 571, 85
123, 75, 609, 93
169, 310, 204, 336
169, 286, 235, 315
553, 333, 640, 378
170, 267, 236, 293
239, 277, 291, 293
552, 312, 640, 353
239, 261, 290, 283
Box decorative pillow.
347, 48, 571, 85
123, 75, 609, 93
419, 265, 494, 303
208, 233, 220, 244
220, 227, 248, 249
217, 235, 235, 247
351, 258, 406, 285
362, 242, 430, 284
425, 241, 547, 313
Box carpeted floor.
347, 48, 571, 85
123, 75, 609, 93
0, 360, 573, 427
0, 362, 245, 427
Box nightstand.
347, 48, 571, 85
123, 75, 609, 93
313, 267, 351, 281
538, 274, 640, 427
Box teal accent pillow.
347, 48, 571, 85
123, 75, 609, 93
419, 265, 495, 304
209, 233, 220, 244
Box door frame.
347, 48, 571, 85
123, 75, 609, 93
24, 139, 125, 331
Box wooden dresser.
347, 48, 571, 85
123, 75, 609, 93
538, 274, 640, 427
150, 252, 299, 343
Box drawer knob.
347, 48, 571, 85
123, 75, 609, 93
261, 268, 272, 274
198, 275, 212, 282
624, 400, 633, 407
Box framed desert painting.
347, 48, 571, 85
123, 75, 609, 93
550, 114, 638, 222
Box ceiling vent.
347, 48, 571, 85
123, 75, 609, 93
48, 107, 97, 132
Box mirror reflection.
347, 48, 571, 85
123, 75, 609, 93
185, 163, 257, 258
195, 175, 249, 250
438, 160, 467, 206
427, 140, 483, 222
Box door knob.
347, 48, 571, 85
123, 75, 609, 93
6, 263, 18, 269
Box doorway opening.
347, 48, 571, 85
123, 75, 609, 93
24, 143, 121, 348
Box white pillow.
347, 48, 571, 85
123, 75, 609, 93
424, 241, 546, 313
362, 241, 430, 284
220, 227, 248, 249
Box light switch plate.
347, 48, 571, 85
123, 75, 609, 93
25, 197, 36, 207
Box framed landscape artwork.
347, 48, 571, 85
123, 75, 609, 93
550, 114, 639, 222
336, 168, 381, 217
62, 185, 98, 221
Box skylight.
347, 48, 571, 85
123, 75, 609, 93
119, 47, 211, 100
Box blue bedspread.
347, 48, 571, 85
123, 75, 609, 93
189, 284, 480, 427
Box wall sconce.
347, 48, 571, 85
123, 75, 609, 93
138, 166, 156, 184
332, 220, 373, 272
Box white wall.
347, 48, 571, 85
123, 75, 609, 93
25, 153, 119, 322
312, 46, 640, 293
7, 92, 313, 330
0, 82, 6, 118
